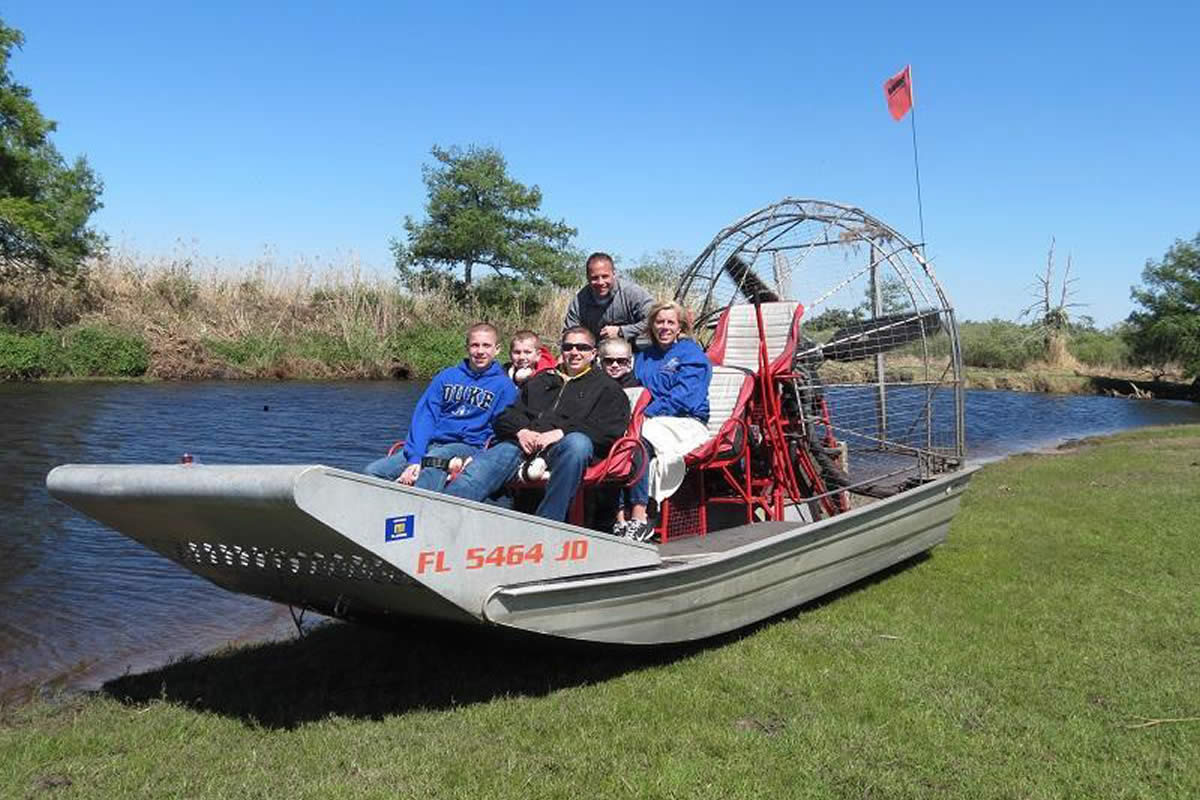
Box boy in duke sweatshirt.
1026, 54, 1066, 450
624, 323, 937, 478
364, 322, 518, 490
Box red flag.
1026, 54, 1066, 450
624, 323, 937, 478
884, 65, 913, 121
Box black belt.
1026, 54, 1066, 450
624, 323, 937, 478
420, 456, 453, 470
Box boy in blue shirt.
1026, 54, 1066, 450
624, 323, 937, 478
365, 323, 518, 490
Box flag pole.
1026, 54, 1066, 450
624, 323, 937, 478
908, 75, 926, 255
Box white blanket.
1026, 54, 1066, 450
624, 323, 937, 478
640, 416, 711, 502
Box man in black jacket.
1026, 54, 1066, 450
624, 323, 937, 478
441, 327, 630, 521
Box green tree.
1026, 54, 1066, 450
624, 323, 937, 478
805, 307, 863, 331
627, 248, 687, 290
0, 21, 104, 280
856, 275, 910, 317
1126, 233, 1200, 379
391, 145, 577, 293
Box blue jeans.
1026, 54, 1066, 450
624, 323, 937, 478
364, 441, 478, 491
628, 440, 655, 507
443, 432, 594, 522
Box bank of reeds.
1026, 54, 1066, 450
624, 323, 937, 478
0, 254, 1172, 388
0, 251, 578, 380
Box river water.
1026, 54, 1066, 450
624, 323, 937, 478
2, 381, 1198, 699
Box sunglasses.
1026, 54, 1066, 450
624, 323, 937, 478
560, 342, 595, 352
602, 357, 631, 366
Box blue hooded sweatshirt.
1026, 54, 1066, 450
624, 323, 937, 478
635, 338, 712, 423
402, 359, 518, 464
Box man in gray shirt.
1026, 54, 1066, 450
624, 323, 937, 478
562, 252, 654, 344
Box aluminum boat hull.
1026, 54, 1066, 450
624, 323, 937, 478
47, 464, 976, 644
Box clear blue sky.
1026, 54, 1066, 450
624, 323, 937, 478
5, 1, 1197, 325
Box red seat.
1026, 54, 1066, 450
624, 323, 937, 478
654, 366, 756, 542
707, 301, 804, 376
579, 389, 651, 485
708, 301, 846, 521
655, 300, 850, 541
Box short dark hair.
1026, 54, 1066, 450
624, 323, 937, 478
585, 252, 614, 272
561, 326, 596, 345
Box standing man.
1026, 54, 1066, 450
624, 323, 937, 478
441, 327, 630, 522
364, 322, 518, 491
563, 251, 654, 345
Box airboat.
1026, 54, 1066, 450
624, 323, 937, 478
47, 199, 976, 645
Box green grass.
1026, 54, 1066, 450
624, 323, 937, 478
390, 326, 469, 378
194, 326, 465, 379
0, 326, 148, 380
2, 427, 1198, 797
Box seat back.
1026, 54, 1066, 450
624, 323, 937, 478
578, 389, 650, 485
685, 365, 755, 465
624, 386, 647, 414
706, 301, 804, 376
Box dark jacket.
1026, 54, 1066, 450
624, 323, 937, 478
493, 367, 630, 456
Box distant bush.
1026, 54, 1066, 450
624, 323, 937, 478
805, 307, 863, 332
1068, 328, 1130, 368
391, 326, 465, 378
959, 320, 1041, 370
0, 325, 148, 380
203, 335, 284, 372
60, 326, 149, 376
149, 266, 200, 311
472, 276, 547, 318
0, 330, 56, 379
296, 326, 395, 377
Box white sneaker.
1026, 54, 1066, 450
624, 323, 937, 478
612, 519, 632, 537
446, 457, 470, 483
623, 519, 655, 542
520, 456, 548, 482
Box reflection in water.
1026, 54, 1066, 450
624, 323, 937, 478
1, 381, 1197, 698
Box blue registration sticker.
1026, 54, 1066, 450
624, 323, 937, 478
384, 515, 415, 542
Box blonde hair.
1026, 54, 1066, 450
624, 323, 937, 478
465, 322, 499, 343
510, 329, 540, 349
646, 300, 691, 336
598, 337, 633, 359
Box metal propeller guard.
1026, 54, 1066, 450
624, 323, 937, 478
661, 198, 966, 537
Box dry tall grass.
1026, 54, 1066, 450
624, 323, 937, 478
1, 250, 578, 379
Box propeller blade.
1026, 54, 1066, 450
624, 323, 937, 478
821, 310, 942, 362
722, 254, 779, 303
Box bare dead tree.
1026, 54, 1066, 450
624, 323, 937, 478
1020, 237, 1086, 367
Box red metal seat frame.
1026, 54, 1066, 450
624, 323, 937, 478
655, 366, 757, 542
656, 301, 849, 541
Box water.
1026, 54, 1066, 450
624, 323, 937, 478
2, 381, 1198, 698
0, 381, 424, 700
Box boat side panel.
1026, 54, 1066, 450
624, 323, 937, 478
485, 470, 975, 643
46, 464, 478, 623
293, 468, 661, 618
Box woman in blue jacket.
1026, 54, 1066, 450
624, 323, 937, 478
617, 301, 712, 541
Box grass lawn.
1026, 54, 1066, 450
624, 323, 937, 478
3, 427, 1198, 798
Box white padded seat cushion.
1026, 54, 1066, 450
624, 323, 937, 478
715, 302, 800, 372
704, 366, 752, 438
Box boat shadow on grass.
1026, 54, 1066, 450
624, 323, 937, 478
99, 554, 929, 729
